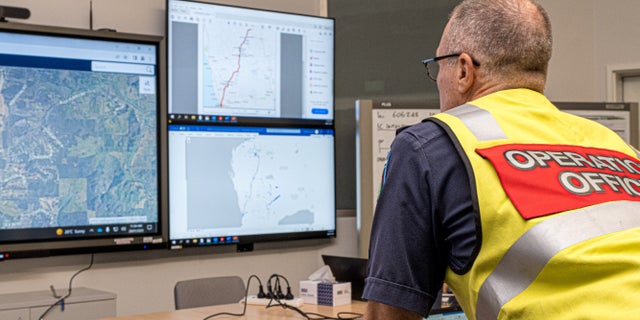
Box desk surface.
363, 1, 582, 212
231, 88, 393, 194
101, 300, 367, 320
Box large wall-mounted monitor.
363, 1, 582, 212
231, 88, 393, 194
167, 0, 335, 122
0, 23, 164, 260
166, 0, 336, 250
168, 124, 336, 248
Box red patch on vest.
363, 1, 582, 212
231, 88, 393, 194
476, 144, 640, 219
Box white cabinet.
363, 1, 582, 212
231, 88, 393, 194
0, 287, 116, 320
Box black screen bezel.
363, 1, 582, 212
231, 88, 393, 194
165, 0, 337, 251
0, 22, 166, 260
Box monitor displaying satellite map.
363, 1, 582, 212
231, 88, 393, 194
0, 25, 161, 252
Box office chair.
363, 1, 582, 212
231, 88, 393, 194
174, 275, 245, 310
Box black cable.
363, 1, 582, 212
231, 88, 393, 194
38, 253, 95, 320
202, 274, 261, 320
264, 274, 363, 320
267, 302, 363, 320
271, 274, 284, 299
203, 274, 363, 320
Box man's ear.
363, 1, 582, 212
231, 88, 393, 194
456, 53, 476, 94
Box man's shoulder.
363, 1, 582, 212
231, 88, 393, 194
396, 117, 447, 139
390, 119, 457, 158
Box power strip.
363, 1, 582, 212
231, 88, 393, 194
240, 295, 304, 307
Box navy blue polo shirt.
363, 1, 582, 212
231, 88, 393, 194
362, 119, 477, 316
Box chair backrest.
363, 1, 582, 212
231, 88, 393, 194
174, 275, 245, 310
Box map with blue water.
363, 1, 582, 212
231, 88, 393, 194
0, 66, 158, 230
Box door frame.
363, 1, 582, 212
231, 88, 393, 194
607, 63, 640, 101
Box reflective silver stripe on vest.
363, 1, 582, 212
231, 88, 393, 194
446, 104, 507, 141
476, 201, 640, 320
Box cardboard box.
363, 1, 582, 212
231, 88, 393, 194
299, 280, 352, 306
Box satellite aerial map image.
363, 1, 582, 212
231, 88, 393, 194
0, 66, 158, 232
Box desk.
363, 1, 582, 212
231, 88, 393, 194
100, 301, 367, 320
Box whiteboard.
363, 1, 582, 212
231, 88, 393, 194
355, 99, 439, 257
370, 107, 440, 208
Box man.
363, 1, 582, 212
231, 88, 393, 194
363, 0, 640, 319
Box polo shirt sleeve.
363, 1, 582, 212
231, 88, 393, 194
362, 121, 475, 316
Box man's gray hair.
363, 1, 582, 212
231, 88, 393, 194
444, 0, 552, 83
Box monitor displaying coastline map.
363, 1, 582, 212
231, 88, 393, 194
167, 124, 336, 248
0, 23, 163, 259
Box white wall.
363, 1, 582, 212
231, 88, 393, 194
592, 0, 640, 100
537, 0, 596, 101
538, 0, 640, 102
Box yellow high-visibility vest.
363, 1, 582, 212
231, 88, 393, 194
429, 88, 640, 319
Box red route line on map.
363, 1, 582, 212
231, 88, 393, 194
219, 28, 252, 108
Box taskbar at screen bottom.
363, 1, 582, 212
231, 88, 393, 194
170, 230, 336, 250
170, 236, 240, 249
0, 222, 159, 243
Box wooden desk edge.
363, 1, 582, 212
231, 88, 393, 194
100, 300, 367, 320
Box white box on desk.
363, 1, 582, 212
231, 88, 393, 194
299, 280, 352, 306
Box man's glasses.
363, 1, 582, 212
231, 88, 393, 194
421, 53, 480, 82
